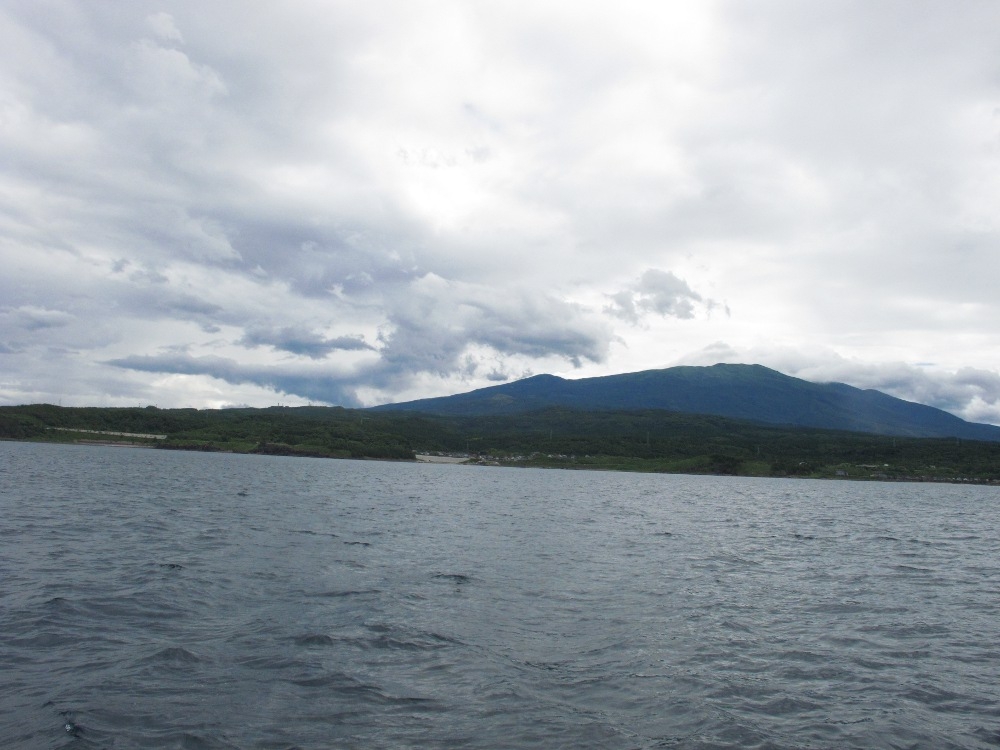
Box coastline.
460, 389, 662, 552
415, 454, 471, 464
7, 436, 999, 486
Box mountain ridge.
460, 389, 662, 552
370, 363, 1000, 442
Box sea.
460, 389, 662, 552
1, 440, 999, 750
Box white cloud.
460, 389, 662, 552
146, 12, 184, 44
1, 1, 1000, 424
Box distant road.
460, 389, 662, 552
49, 427, 167, 440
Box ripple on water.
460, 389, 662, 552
2, 444, 1000, 750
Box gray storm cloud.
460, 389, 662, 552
106, 353, 360, 406
372, 275, 612, 381
239, 327, 375, 359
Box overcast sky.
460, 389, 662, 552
3, 1, 1000, 423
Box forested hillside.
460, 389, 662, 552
4, 403, 1000, 483
373, 363, 1000, 442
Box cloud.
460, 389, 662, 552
606, 269, 714, 323
239, 326, 374, 359
2, 1, 1000, 419
103, 271, 613, 405
372, 274, 613, 385
3, 306, 75, 331
146, 12, 184, 44
106, 353, 360, 406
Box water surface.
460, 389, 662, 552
2, 441, 999, 748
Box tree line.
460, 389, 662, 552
3, 403, 1000, 482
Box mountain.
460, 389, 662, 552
371, 363, 1000, 442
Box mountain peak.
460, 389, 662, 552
371, 363, 1000, 441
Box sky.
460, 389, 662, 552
3, 1, 1000, 424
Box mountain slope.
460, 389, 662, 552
371, 363, 1000, 441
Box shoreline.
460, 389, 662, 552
7, 437, 999, 487
415, 454, 471, 464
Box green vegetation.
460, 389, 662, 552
0, 404, 414, 460
3, 402, 999, 484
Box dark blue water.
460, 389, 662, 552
2, 441, 999, 749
